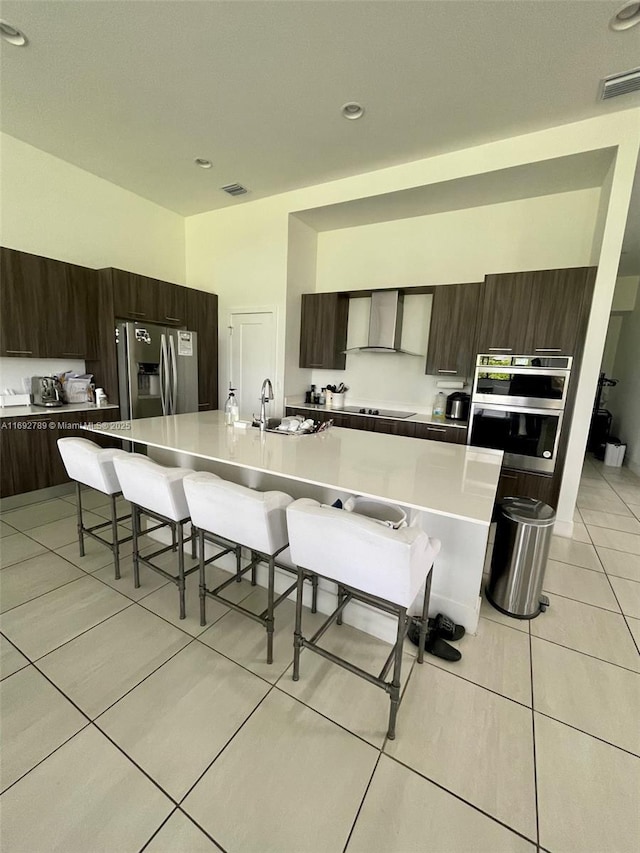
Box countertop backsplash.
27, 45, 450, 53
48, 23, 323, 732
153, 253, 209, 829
0, 357, 87, 397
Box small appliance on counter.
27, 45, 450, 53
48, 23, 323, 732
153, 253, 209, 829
31, 376, 64, 408
446, 391, 470, 421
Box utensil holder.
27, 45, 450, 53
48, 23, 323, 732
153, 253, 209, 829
331, 392, 345, 409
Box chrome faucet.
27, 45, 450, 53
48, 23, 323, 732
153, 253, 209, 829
259, 378, 274, 431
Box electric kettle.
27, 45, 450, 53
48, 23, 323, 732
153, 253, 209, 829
446, 392, 470, 421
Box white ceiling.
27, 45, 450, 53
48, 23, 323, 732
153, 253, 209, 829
1, 0, 639, 265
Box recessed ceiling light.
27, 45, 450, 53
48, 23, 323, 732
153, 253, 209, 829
610, 1, 640, 30
0, 20, 28, 46
341, 102, 365, 120
194, 158, 213, 169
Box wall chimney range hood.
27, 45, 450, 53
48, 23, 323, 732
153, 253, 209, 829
345, 290, 421, 355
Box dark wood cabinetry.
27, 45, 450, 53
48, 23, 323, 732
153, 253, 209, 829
476, 267, 596, 356
0, 408, 122, 498
426, 283, 482, 377
185, 288, 219, 410
0, 248, 100, 360
496, 468, 559, 508
299, 293, 349, 370
414, 422, 467, 444
476, 272, 534, 354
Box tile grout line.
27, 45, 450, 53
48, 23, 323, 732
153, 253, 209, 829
539, 588, 622, 616
531, 633, 639, 675
341, 752, 382, 853
384, 751, 539, 847
528, 627, 541, 849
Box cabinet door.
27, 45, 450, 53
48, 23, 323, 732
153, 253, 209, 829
185, 289, 218, 410
157, 280, 187, 326
426, 283, 482, 377
109, 269, 158, 320
374, 419, 416, 438
0, 248, 48, 357
299, 293, 348, 370
496, 468, 559, 508
476, 273, 534, 354
525, 268, 596, 356
415, 423, 466, 444
44, 261, 98, 359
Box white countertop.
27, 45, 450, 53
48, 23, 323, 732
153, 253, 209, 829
88, 410, 502, 524
0, 403, 119, 419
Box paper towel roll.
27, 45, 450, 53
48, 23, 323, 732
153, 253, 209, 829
436, 380, 465, 390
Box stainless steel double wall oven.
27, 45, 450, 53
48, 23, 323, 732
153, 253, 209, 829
468, 354, 572, 474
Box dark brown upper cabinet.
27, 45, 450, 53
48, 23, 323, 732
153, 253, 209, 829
299, 293, 349, 370
524, 267, 596, 356
157, 280, 187, 326
476, 272, 534, 354
104, 268, 160, 320
0, 248, 96, 359
477, 267, 596, 356
426, 282, 483, 377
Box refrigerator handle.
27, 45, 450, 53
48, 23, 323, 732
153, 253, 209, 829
160, 334, 169, 416
169, 335, 178, 415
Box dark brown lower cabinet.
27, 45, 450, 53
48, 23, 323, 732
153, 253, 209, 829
0, 409, 122, 498
496, 468, 559, 508
414, 423, 468, 444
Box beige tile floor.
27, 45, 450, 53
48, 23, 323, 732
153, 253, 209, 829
1, 461, 639, 853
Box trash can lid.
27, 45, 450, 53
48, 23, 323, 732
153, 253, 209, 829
500, 496, 556, 526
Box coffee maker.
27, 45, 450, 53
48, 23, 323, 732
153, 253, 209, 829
31, 376, 64, 407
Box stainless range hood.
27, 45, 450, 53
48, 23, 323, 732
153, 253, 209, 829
345, 290, 421, 355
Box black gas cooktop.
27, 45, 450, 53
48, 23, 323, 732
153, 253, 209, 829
342, 406, 416, 419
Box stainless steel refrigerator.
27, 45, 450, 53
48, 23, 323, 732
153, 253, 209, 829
116, 321, 199, 419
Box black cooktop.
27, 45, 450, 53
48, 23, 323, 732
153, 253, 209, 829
342, 405, 416, 419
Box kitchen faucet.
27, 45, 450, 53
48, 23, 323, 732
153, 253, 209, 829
259, 378, 274, 431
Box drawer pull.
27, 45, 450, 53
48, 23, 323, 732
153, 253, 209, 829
488, 347, 513, 352
5, 349, 32, 354
427, 427, 446, 433
309, 363, 323, 367
62, 352, 82, 357
535, 348, 562, 353
165, 316, 181, 322
129, 311, 146, 317
438, 369, 457, 374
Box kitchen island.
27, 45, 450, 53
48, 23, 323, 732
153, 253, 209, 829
87, 410, 503, 636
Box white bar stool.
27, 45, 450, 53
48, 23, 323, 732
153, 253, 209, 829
57, 438, 132, 580
286, 498, 440, 740
184, 472, 318, 664
113, 454, 201, 619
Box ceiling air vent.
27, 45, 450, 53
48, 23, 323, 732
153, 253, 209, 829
221, 183, 248, 196
600, 67, 640, 100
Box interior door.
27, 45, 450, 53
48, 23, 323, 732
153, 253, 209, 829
229, 311, 276, 420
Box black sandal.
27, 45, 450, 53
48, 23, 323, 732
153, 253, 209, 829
407, 619, 462, 662
430, 613, 465, 642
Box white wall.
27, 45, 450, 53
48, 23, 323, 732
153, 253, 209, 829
315, 188, 601, 292
0, 132, 185, 282
285, 217, 317, 398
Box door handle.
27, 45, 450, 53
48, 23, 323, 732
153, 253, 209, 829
129, 311, 146, 317
535, 348, 562, 353
169, 335, 178, 415
165, 316, 181, 323
160, 335, 168, 415
438, 369, 457, 374
5, 349, 33, 354
488, 347, 513, 352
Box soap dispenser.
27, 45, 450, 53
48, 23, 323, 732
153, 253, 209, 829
224, 386, 239, 424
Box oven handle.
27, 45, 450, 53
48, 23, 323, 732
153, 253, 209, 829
468, 402, 564, 417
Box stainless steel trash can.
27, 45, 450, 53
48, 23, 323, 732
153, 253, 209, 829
486, 497, 555, 619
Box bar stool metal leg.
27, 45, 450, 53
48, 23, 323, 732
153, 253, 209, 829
191, 526, 197, 560
311, 574, 318, 613
199, 528, 207, 627
387, 606, 407, 741
76, 482, 85, 558
337, 584, 344, 625
250, 550, 257, 586
266, 556, 276, 664
236, 543, 242, 582
417, 570, 432, 666
110, 494, 121, 580
177, 522, 186, 620
132, 504, 141, 589
293, 568, 305, 681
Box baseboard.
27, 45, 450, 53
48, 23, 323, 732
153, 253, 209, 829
0, 482, 74, 512
553, 519, 574, 538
